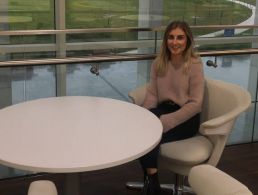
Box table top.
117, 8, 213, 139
0, 96, 162, 173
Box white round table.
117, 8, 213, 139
0, 96, 162, 194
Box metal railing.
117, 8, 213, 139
0, 24, 258, 55
0, 24, 257, 36
0, 49, 257, 68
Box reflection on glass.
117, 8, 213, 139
11, 66, 56, 104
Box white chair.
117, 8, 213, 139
126, 78, 251, 195
27, 180, 58, 195
188, 165, 253, 195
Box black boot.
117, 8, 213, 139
142, 172, 161, 195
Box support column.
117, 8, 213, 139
249, 2, 258, 101
55, 0, 67, 96
0, 0, 12, 108
248, 0, 258, 141
137, 0, 163, 85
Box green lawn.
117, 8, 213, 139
65, 0, 253, 28
5, 0, 255, 45
7, 0, 254, 30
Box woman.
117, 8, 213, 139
140, 21, 204, 195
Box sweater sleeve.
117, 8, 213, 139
142, 62, 158, 109
160, 60, 204, 132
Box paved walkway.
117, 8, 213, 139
200, 0, 256, 37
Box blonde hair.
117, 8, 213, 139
155, 21, 199, 76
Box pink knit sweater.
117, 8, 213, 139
143, 58, 204, 132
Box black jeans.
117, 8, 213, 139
139, 101, 200, 169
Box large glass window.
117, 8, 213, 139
0, 1, 258, 146
1, 0, 258, 181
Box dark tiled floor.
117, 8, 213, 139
0, 142, 258, 195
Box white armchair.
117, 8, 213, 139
126, 78, 251, 195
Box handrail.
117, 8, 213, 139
0, 25, 258, 36
0, 49, 258, 68
0, 27, 154, 36
200, 48, 258, 56
0, 54, 156, 67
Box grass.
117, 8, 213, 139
9, 0, 51, 11
241, 0, 257, 5
4, 0, 256, 51
65, 0, 253, 28
7, 0, 253, 29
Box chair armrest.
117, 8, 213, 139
200, 105, 250, 136
200, 114, 236, 136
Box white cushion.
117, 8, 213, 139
160, 135, 213, 165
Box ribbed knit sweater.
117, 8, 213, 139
143, 58, 204, 132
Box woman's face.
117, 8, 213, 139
167, 27, 187, 57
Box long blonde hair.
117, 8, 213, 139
155, 21, 198, 76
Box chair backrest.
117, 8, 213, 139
189, 165, 253, 195
201, 79, 250, 124
199, 79, 251, 165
